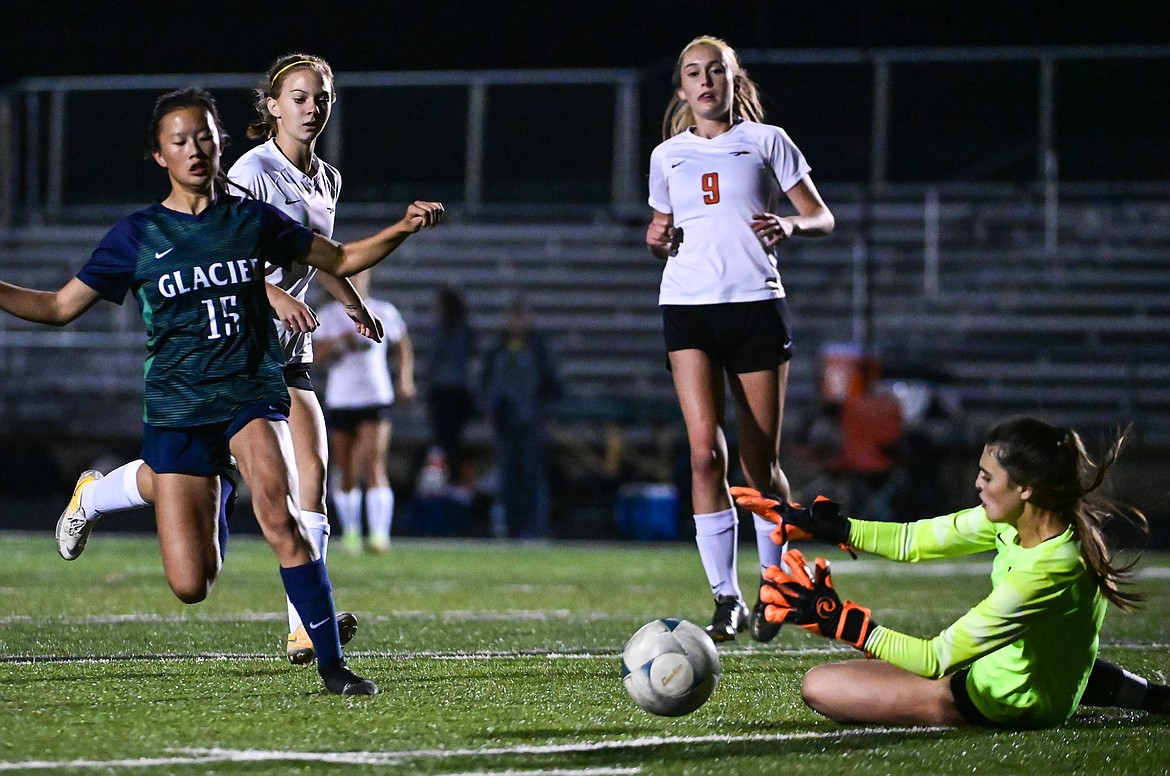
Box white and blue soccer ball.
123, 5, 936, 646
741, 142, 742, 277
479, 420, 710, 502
620, 618, 721, 717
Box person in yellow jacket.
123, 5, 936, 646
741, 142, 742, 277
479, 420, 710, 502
733, 415, 1168, 729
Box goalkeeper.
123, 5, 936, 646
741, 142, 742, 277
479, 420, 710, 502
732, 415, 1169, 729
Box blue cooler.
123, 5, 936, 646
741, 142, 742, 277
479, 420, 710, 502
615, 483, 679, 541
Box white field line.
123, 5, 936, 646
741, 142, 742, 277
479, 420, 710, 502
3, 638, 1166, 668
0, 610, 616, 625
0, 644, 850, 666
4, 560, 1166, 627
0, 726, 948, 771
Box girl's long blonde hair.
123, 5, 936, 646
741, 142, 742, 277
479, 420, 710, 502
661, 36, 765, 140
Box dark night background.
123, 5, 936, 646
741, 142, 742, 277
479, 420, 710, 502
3, 0, 1168, 81
5, 1, 1169, 196
3, 1, 1170, 538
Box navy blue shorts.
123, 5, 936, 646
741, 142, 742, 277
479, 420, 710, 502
143, 400, 290, 476
283, 363, 314, 392
326, 405, 392, 433
662, 298, 794, 374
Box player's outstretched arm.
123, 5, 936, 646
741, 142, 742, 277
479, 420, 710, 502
760, 548, 876, 650
0, 278, 101, 326
314, 272, 383, 343
302, 200, 444, 278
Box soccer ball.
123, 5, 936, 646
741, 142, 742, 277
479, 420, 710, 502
620, 618, 721, 717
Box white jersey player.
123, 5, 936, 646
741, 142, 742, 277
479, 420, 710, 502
231, 54, 385, 663
229, 135, 341, 366
645, 36, 835, 644
318, 296, 407, 410
649, 120, 810, 305
315, 273, 416, 555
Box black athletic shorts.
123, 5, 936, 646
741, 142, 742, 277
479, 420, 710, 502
662, 298, 794, 373
283, 363, 314, 391
949, 669, 997, 727
326, 405, 393, 433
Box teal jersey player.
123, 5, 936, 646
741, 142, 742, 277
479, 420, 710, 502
77, 196, 312, 427
0, 87, 443, 696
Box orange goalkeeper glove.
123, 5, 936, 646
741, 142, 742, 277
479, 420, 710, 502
729, 487, 856, 557
759, 548, 875, 651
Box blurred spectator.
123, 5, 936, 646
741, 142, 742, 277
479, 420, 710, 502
425, 286, 478, 486
794, 347, 908, 520
881, 370, 967, 519
832, 380, 905, 520
481, 296, 562, 538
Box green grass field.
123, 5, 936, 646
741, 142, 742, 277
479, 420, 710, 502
1, 531, 1167, 774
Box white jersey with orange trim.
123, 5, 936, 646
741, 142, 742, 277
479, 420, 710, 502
228, 138, 341, 365
648, 120, 810, 305
317, 298, 407, 410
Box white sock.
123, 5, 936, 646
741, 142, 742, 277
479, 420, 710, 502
299, 510, 331, 559
366, 486, 394, 545
693, 508, 742, 600
754, 515, 785, 571
80, 460, 148, 519
333, 488, 363, 538
287, 510, 330, 632
1116, 668, 1151, 708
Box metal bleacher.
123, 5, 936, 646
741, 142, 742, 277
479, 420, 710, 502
865, 200, 1170, 444
352, 192, 1170, 447
2, 192, 1170, 454
4, 47, 1170, 461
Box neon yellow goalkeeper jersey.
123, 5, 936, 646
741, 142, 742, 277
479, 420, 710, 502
851, 507, 1105, 728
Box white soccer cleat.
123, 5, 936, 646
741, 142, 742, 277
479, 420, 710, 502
55, 470, 102, 560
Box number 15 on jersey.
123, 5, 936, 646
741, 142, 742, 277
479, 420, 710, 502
203, 295, 241, 339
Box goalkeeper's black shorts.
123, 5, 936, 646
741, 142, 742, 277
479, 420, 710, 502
949, 669, 997, 727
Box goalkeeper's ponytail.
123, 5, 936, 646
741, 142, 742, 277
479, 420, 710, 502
987, 417, 1148, 612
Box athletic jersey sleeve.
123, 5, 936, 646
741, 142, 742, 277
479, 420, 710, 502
647, 143, 672, 214
323, 160, 342, 204
864, 550, 1090, 678
848, 506, 998, 562
75, 216, 140, 303
250, 201, 315, 270
766, 126, 812, 192
227, 154, 269, 201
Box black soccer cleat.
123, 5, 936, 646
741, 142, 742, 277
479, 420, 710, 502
1145, 682, 1170, 714
320, 663, 379, 696
705, 595, 748, 643
748, 593, 782, 643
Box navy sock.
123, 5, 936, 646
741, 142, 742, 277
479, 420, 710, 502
279, 558, 343, 670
